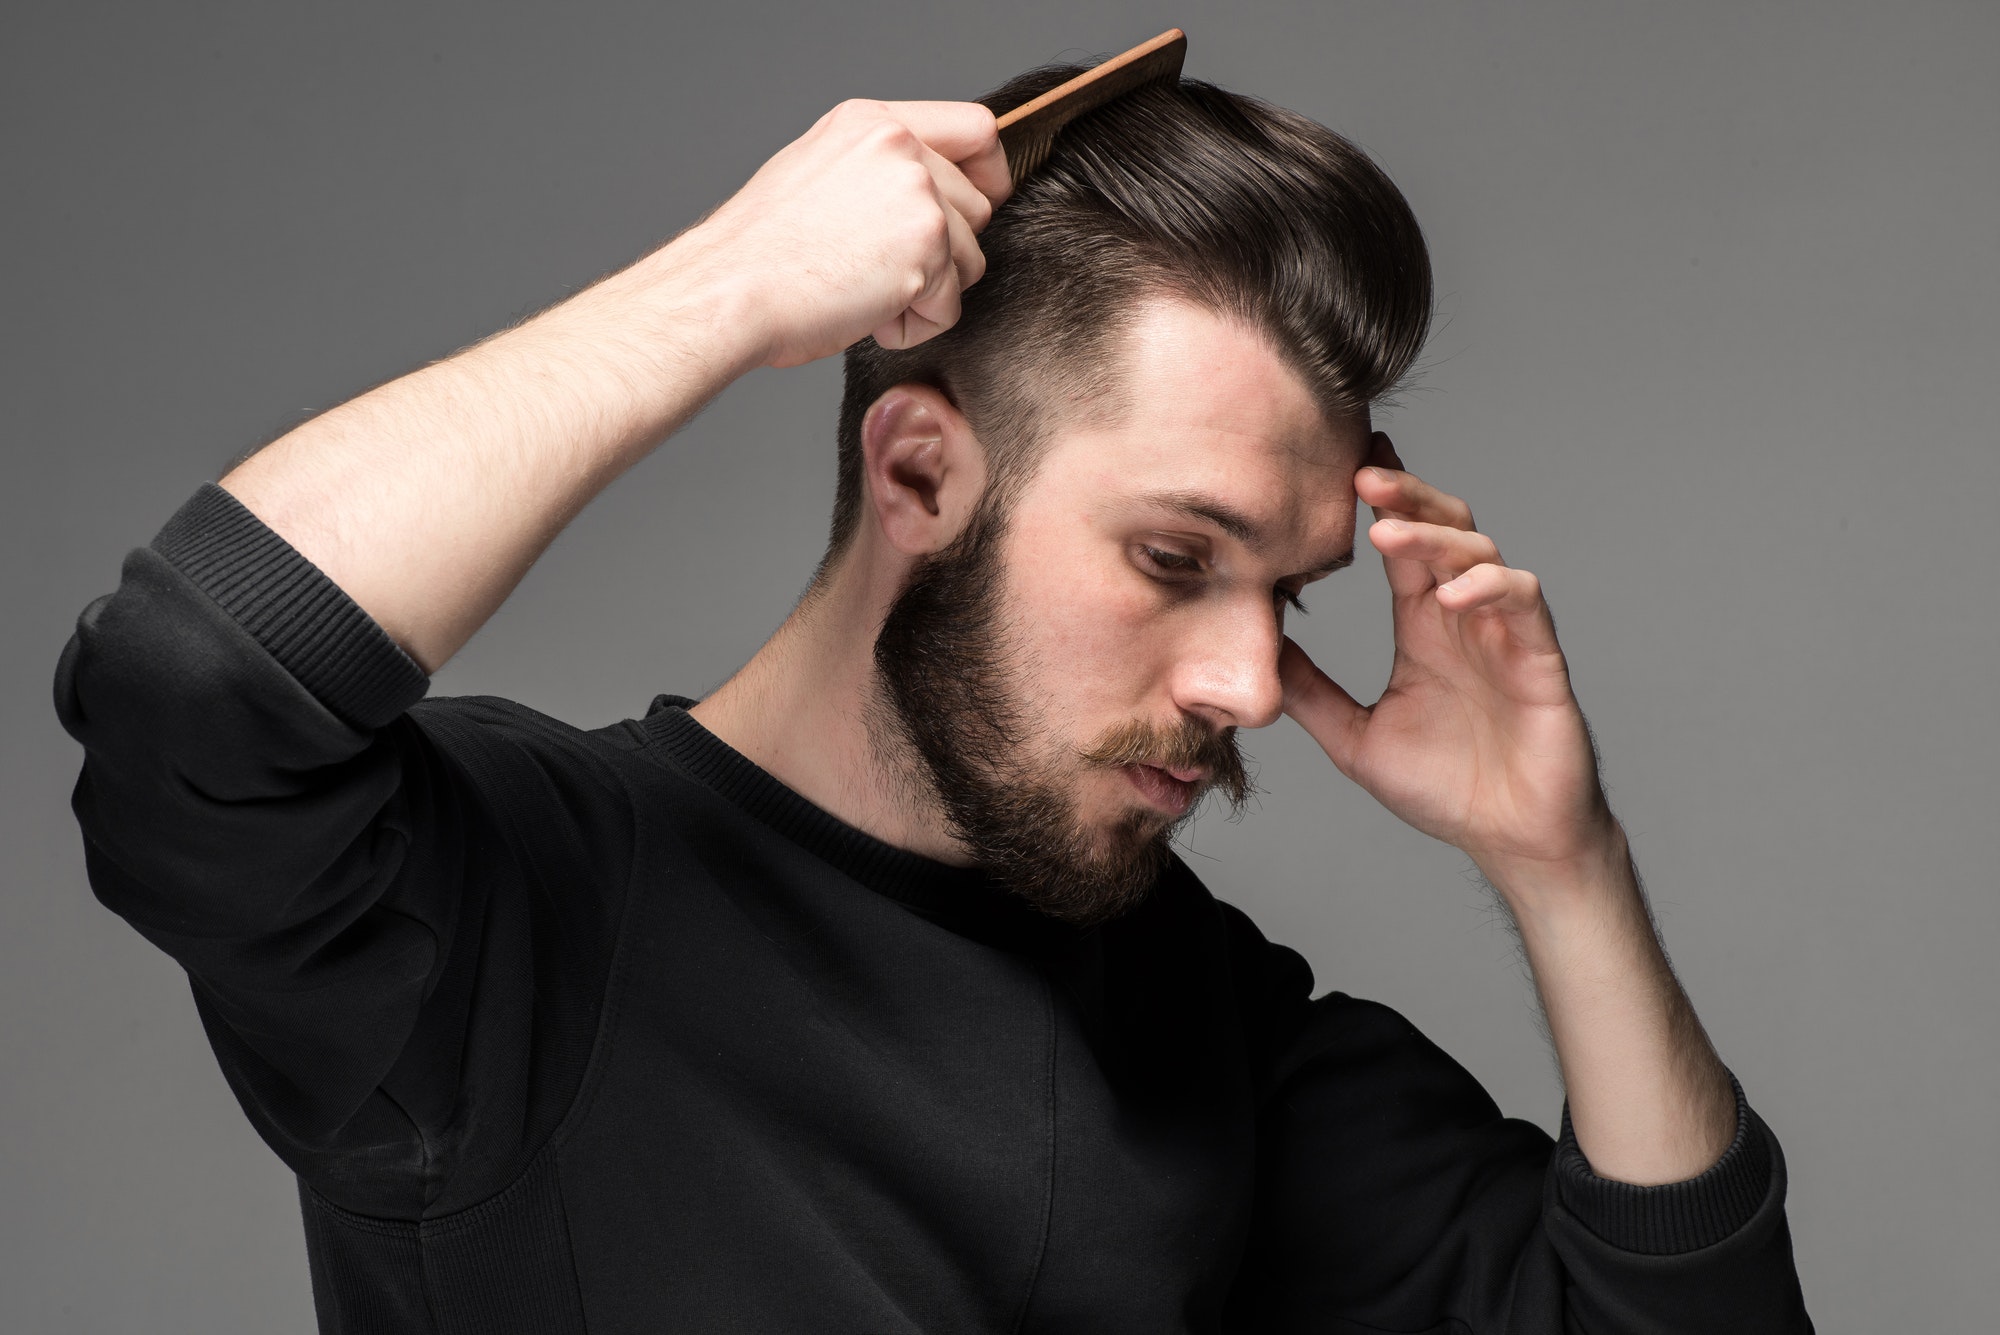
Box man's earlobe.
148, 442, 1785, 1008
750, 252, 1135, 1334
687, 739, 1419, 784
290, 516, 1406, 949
860, 384, 986, 556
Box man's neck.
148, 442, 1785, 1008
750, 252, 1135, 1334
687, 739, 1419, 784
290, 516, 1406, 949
687, 561, 973, 867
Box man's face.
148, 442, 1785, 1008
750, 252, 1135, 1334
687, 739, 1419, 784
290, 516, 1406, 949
875, 297, 1368, 926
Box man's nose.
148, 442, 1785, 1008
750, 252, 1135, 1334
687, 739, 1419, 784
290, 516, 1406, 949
1175, 601, 1286, 731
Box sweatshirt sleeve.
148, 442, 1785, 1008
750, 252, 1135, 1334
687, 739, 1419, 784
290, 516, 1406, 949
52, 482, 635, 1217
1217, 902, 1814, 1334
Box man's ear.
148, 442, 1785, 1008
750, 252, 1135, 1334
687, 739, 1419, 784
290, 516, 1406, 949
860, 383, 988, 557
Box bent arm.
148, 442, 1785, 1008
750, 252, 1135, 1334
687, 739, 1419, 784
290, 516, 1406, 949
218, 246, 761, 675
1284, 448, 1746, 1186
216, 97, 1007, 675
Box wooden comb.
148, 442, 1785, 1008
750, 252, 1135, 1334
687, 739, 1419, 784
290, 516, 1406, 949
995, 28, 1188, 184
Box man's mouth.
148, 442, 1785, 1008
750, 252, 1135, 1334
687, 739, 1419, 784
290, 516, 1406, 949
1123, 763, 1202, 817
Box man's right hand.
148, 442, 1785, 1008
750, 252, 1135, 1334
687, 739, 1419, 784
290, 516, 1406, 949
671, 99, 1013, 369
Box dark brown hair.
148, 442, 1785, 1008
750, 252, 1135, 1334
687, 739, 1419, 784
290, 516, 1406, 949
823, 63, 1433, 571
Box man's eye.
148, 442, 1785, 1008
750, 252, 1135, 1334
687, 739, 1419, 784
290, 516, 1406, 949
1140, 546, 1203, 575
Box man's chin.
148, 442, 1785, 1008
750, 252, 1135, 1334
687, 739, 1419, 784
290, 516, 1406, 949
1070, 786, 1173, 851
991, 816, 1175, 929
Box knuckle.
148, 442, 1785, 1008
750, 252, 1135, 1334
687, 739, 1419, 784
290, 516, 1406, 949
864, 118, 919, 156
820, 100, 862, 133
832, 97, 887, 122
909, 207, 950, 251
876, 159, 932, 210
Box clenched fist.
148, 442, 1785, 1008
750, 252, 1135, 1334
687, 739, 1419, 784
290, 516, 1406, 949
672, 99, 1013, 370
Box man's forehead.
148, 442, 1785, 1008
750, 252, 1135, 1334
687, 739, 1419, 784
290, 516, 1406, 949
1072, 296, 1371, 470
1058, 300, 1358, 463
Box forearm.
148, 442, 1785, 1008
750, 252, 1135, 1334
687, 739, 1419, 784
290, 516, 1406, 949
1482, 822, 1739, 1186
218, 233, 764, 674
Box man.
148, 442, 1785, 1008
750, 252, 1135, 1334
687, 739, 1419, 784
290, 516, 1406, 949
55, 63, 1812, 1333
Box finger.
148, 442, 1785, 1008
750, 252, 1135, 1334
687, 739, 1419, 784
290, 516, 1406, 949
1369, 517, 1504, 592
1278, 637, 1369, 778
1355, 464, 1475, 533
873, 308, 936, 351
1436, 564, 1562, 652
918, 141, 997, 235
952, 125, 1012, 210
874, 290, 951, 350
874, 180, 975, 349
879, 100, 1011, 206
903, 202, 975, 331
932, 174, 988, 287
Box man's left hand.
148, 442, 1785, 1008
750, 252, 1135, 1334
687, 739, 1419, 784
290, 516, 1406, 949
1281, 432, 1744, 1186
1279, 431, 1619, 893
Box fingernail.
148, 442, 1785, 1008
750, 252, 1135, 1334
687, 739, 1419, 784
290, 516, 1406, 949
1383, 518, 1408, 531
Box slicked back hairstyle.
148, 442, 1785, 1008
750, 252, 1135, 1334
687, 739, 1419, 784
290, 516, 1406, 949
821, 63, 1433, 576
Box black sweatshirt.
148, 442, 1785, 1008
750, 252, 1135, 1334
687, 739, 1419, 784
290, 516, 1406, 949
54, 482, 1814, 1334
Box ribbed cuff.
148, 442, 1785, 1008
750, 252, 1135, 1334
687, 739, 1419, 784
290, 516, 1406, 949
149, 481, 430, 729
1552, 1072, 1773, 1255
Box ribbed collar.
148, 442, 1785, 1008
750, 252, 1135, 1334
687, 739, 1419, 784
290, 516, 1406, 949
635, 695, 1098, 957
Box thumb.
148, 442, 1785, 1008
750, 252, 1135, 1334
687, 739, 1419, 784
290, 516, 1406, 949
1280, 637, 1369, 777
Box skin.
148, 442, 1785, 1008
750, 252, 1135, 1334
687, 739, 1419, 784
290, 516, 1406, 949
220, 98, 1736, 1186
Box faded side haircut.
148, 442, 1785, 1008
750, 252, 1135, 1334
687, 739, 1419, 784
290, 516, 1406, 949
821, 63, 1433, 575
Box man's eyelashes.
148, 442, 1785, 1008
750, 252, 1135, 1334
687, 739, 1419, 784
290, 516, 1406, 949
1135, 546, 1310, 615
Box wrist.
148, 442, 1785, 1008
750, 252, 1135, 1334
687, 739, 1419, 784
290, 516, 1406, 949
623, 224, 776, 374
1474, 816, 1633, 919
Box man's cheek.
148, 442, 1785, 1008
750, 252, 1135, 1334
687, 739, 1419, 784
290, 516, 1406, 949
1032, 575, 1156, 675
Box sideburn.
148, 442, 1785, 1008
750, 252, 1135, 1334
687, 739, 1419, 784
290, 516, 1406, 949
871, 499, 1037, 838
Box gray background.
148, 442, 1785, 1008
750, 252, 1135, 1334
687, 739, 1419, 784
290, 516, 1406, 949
4, 1, 1993, 1330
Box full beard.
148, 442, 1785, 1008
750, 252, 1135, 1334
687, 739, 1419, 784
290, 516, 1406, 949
871, 500, 1252, 929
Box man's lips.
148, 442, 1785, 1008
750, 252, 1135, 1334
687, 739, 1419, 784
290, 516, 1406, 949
1123, 763, 1202, 816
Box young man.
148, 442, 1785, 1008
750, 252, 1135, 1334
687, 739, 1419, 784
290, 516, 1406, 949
55, 66, 1812, 1333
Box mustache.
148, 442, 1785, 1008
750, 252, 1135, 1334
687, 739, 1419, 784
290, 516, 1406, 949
1078, 715, 1254, 813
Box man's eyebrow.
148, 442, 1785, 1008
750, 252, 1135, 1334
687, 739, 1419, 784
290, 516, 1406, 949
1134, 489, 1354, 575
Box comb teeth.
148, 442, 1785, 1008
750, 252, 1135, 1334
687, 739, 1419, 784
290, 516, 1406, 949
1002, 131, 1058, 184
995, 28, 1188, 185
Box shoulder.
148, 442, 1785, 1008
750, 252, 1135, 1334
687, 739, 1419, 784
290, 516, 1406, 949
395, 693, 655, 864
403, 691, 653, 770
1170, 872, 1480, 1103
1153, 863, 1322, 1009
